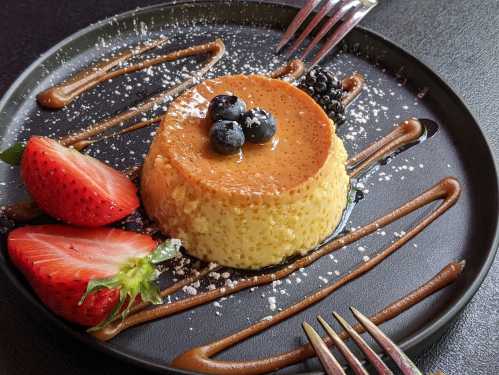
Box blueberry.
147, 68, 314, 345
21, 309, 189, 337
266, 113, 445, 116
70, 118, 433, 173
208, 95, 246, 122
209, 120, 245, 154
240, 108, 277, 143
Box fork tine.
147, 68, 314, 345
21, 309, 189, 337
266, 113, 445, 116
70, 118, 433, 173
302, 322, 346, 375
276, 0, 322, 53
285, 0, 341, 58
332, 311, 394, 375
317, 316, 369, 375
300, 0, 361, 61
350, 307, 424, 375
310, 0, 378, 67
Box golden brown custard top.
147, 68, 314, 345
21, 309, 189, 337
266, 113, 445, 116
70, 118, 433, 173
160, 74, 333, 195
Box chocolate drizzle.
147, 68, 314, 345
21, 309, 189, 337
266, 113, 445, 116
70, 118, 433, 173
172, 260, 464, 374
0, 201, 42, 223
0, 39, 226, 222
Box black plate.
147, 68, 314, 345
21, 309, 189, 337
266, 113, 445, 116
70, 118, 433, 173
0, 1, 497, 373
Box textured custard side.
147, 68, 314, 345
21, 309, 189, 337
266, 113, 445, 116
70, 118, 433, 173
141, 134, 348, 269
141, 75, 349, 269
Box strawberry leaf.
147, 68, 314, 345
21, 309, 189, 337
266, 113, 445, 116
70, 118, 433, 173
0, 143, 25, 165
78, 275, 121, 306
81, 238, 181, 332
140, 282, 162, 305
88, 288, 128, 332
148, 238, 182, 264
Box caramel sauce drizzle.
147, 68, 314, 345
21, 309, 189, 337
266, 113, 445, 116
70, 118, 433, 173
2, 35, 460, 373
341, 72, 364, 107
348, 118, 423, 178
172, 260, 464, 374
37, 36, 186, 109
58, 39, 226, 147
90, 119, 458, 341
37, 37, 169, 109
71, 116, 162, 151
128, 263, 222, 317
270, 59, 305, 81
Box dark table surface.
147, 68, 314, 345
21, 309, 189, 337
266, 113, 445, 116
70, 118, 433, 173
0, 0, 498, 374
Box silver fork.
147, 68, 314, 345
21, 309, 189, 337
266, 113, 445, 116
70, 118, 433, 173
302, 307, 426, 375
276, 0, 378, 67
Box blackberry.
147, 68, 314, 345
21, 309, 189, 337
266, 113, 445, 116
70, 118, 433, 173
329, 112, 346, 126
298, 67, 347, 125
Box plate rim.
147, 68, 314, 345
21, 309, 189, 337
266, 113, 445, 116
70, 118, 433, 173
0, 0, 497, 373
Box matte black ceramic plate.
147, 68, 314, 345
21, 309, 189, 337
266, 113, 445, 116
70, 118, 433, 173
0, 1, 497, 374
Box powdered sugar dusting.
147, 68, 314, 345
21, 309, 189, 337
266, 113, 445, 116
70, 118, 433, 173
0, 8, 458, 346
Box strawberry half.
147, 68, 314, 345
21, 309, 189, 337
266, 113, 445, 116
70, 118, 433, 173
8, 224, 180, 328
20, 136, 139, 226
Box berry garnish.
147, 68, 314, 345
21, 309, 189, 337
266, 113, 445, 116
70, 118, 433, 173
240, 108, 277, 143
209, 120, 245, 154
208, 94, 246, 122
299, 67, 347, 125
7, 224, 181, 329
20, 136, 139, 226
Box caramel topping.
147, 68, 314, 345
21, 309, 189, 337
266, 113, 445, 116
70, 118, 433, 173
160, 74, 333, 196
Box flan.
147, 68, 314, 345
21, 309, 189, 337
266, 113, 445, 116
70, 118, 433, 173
141, 74, 349, 269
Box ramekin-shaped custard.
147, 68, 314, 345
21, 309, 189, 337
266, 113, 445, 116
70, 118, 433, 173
141, 75, 349, 269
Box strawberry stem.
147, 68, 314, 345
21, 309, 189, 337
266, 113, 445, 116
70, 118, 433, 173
79, 239, 182, 331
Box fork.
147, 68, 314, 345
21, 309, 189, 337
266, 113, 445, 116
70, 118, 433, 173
276, 0, 378, 67
302, 306, 426, 375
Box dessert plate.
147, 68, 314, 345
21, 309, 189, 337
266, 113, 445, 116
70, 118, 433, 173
0, 1, 497, 373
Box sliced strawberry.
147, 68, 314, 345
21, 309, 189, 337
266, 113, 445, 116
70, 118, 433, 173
8, 224, 180, 328
20, 136, 139, 226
